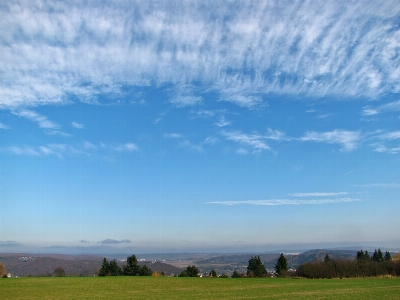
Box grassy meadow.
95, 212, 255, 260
1, 277, 400, 299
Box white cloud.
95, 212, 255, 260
71, 121, 84, 129
301, 130, 360, 151
372, 144, 400, 154
290, 192, 348, 197
362, 107, 379, 116
114, 143, 138, 152
98, 239, 131, 244
1, 142, 139, 157
222, 129, 286, 153
0, 122, 9, 129
207, 198, 360, 206
179, 140, 203, 152
222, 131, 270, 153
362, 100, 400, 116
169, 84, 203, 107
2, 144, 71, 157
215, 116, 231, 127
356, 183, 400, 188
163, 133, 182, 139
13, 109, 58, 129
379, 131, 400, 140
1, 1, 399, 110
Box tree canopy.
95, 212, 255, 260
275, 253, 288, 275
99, 255, 152, 277
54, 267, 66, 277
179, 266, 199, 277
247, 256, 266, 277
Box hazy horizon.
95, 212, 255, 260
1, 1, 400, 255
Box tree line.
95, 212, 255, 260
297, 249, 400, 279
98, 255, 152, 276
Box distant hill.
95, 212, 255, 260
193, 249, 360, 274
0, 253, 182, 277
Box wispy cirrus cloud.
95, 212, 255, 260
222, 129, 286, 153
113, 143, 138, 152
1, 142, 139, 157
301, 130, 360, 151
0, 122, 9, 129
98, 239, 131, 244
163, 133, 182, 139
290, 192, 348, 197
207, 198, 360, 206
215, 116, 231, 127
71, 121, 84, 129
1, 1, 399, 111
355, 183, 400, 188
369, 130, 400, 154
13, 109, 58, 129
362, 100, 400, 116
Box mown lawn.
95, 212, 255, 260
1, 277, 400, 299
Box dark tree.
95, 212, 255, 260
324, 254, 331, 263
109, 259, 122, 276
231, 270, 243, 278
275, 253, 288, 275
356, 250, 365, 260
139, 264, 152, 276
123, 255, 141, 276
179, 265, 199, 277
372, 249, 384, 262
98, 258, 110, 276
209, 269, 217, 277
54, 267, 66, 277
247, 256, 266, 277
384, 251, 392, 261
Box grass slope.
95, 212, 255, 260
1, 277, 400, 299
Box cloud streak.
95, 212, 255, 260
301, 130, 360, 151
1, 142, 138, 157
207, 198, 360, 206
290, 192, 348, 197
98, 239, 131, 244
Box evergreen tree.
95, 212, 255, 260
139, 264, 152, 276
98, 258, 110, 276
231, 270, 243, 278
123, 255, 141, 276
179, 265, 199, 277
377, 249, 384, 262
372, 249, 384, 262
209, 269, 217, 277
274, 253, 288, 275
384, 251, 392, 261
109, 259, 121, 276
247, 256, 266, 277
356, 250, 365, 260
324, 254, 331, 263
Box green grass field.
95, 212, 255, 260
1, 277, 399, 299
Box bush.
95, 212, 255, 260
231, 270, 243, 278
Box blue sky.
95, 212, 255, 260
1, 1, 400, 254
